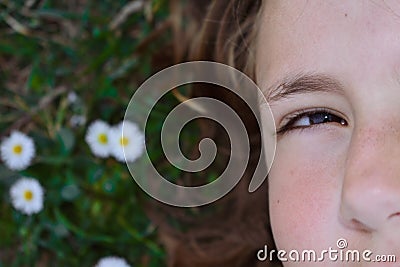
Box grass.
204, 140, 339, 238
0, 0, 182, 266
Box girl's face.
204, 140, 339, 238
256, 1, 400, 266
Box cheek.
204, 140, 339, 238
268, 134, 344, 251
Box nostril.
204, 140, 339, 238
351, 219, 363, 227
350, 219, 372, 232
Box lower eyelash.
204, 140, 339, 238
277, 122, 327, 136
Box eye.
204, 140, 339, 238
277, 109, 348, 135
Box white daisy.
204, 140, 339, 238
1, 131, 36, 171
95, 256, 131, 267
10, 177, 44, 215
70, 114, 86, 127
109, 121, 145, 163
85, 120, 111, 158
67, 91, 78, 104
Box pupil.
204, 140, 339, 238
309, 112, 347, 126
310, 113, 330, 125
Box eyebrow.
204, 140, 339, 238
264, 73, 345, 103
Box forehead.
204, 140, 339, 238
256, 0, 400, 89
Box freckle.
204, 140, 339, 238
277, 200, 280, 204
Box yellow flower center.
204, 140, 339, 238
120, 137, 129, 147
23, 190, 33, 201
97, 133, 108, 144
13, 144, 23, 155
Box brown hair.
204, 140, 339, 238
147, 1, 279, 266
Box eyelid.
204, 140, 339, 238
276, 107, 348, 135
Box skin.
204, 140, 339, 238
256, 1, 400, 266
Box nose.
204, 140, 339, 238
340, 122, 400, 232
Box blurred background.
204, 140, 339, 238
0, 0, 192, 266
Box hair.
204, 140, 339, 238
147, 1, 280, 266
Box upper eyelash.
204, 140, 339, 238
276, 107, 346, 135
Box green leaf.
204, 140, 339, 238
54, 208, 114, 244
56, 127, 75, 155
